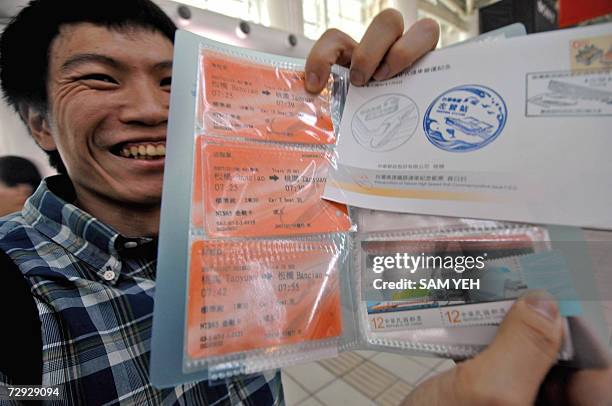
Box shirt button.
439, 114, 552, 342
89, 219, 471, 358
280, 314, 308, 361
103, 270, 116, 281
124, 241, 138, 249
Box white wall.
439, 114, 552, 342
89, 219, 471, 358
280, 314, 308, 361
0, 94, 55, 177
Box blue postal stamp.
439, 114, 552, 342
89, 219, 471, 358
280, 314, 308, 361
424, 85, 507, 152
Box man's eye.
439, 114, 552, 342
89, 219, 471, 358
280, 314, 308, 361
160, 77, 172, 87
79, 74, 118, 84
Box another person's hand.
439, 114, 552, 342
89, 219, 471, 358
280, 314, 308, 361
304, 9, 440, 93
403, 291, 612, 405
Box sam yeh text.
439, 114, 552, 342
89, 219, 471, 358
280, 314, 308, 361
373, 278, 480, 290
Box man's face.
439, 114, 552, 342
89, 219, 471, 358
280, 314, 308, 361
43, 23, 173, 206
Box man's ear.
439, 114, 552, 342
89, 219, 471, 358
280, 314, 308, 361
20, 104, 56, 151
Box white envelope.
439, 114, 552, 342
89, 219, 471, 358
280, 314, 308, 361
324, 23, 612, 229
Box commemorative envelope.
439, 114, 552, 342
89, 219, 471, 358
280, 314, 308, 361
323, 23, 612, 229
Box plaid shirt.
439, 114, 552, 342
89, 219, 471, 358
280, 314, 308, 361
0, 175, 284, 405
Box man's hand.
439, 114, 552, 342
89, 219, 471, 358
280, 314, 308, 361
403, 291, 612, 405
304, 9, 440, 93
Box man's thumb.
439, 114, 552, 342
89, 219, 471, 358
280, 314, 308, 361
471, 291, 564, 402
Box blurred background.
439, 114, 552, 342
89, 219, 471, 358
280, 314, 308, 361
1, 0, 611, 177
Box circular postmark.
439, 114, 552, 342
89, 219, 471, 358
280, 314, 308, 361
423, 85, 507, 152
351, 94, 419, 152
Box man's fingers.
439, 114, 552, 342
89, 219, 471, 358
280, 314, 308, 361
349, 8, 404, 86
304, 28, 357, 93
456, 291, 563, 404
405, 292, 564, 405
372, 18, 440, 81
305, 12, 439, 93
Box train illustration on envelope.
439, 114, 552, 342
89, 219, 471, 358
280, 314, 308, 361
444, 116, 494, 136
528, 79, 612, 108
351, 95, 419, 152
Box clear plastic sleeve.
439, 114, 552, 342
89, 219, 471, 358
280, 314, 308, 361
197, 45, 336, 145
182, 39, 355, 379
197, 136, 352, 238
183, 236, 355, 378
349, 211, 575, 360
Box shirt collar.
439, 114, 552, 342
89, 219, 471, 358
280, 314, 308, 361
22, 175, 155, 283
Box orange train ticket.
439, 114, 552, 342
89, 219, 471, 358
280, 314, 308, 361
199, 51, 335, 144
186, 240, 343, 359
201, 139, 352, 238
191, 135, 204, 228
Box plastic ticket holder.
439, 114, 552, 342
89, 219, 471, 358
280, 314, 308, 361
184, 238, 350, 377
197, 44, 347, 145
350, 211, 609, 364
198, 137, 352, 239
151, 30, 355, 388
352, 217, 553, 358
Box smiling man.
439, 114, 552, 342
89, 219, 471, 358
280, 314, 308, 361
36, 24, 172, 237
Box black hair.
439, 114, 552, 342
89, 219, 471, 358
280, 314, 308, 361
0, 0, 177, 173
0, 156, 42, 191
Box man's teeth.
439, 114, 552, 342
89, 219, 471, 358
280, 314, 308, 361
120, 144, 166, 159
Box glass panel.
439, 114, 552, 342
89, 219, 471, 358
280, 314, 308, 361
303, 0, 376, 40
